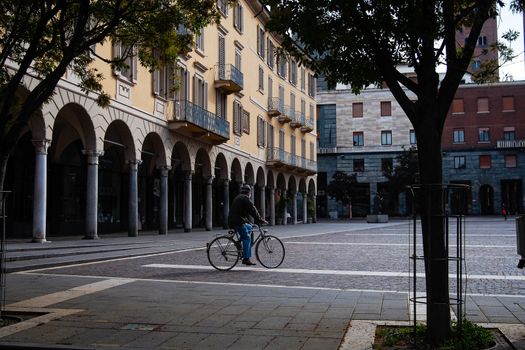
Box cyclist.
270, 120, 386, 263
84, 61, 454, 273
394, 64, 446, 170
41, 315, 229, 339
228, 184, 267, 266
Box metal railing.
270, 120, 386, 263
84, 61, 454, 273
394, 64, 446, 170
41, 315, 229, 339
266, 147, 317, 172
173, 100, 230, 139
215, 64, 244, 89
496, 139, 525, 149
268, 97, 284, 114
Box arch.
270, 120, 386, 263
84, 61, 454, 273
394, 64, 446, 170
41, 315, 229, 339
195, 148, 212, 178
230, 158, 243, 182
287, 175, 298, 193
141, 132, 168, 172
256, 167, 266, 187
298, 178, 307, 193
213, 152, 229, 180
308, 178, 317, 195
171, 142, 191, 172
276, 173, 286, 190
266, 170, 275, 189
103, 120, 136, 167
244, 162, 255, 185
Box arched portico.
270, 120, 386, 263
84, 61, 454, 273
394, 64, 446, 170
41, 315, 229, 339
194, 148, 212, 230
213, 153, 229, 228
171, 142, 192, 232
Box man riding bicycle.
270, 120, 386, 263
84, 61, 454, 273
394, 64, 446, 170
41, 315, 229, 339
228, 185, 267, 266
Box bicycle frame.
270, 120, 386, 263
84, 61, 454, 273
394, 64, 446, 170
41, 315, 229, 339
229, 224, 267, 245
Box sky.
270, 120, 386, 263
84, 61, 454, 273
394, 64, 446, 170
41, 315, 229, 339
498, 2, 525, 80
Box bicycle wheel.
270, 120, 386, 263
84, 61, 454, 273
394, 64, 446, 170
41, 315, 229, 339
255, 235, 285, 268
207, 236, 240, 271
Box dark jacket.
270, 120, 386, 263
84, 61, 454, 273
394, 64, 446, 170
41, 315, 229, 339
228, 193, 264, 228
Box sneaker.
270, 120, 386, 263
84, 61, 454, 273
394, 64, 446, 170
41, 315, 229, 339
242, 259, 256, 266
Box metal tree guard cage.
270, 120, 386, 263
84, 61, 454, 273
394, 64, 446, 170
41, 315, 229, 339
407, 183, 469, 344
0, 191, 11, 319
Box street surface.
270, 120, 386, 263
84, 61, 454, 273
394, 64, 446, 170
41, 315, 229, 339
1, 218, 524, 349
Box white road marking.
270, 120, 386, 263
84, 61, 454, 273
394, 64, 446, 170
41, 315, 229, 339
344, 233, 516, 237
286, 241, 516, 248
9, 278, 134, 308
142, 264, 525, 281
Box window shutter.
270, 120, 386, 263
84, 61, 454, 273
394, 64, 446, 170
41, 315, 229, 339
193, 75, 197, 104
353, 103, 363, 117
218, 35, 225, 67
112, 41, 120, 59
204, 82, 208, 109
132, 46, 138, 82
477, 98, 489, 112
502, 96, 514, 111
167, 65, 175, 100
240, 5, 243, 32
452, 99, 464, 113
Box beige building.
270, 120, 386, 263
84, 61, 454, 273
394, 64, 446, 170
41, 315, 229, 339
5, 0, 318, 241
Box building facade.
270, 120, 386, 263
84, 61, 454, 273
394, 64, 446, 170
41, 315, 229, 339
317, 81, 525, 218
5, 0, 318, 241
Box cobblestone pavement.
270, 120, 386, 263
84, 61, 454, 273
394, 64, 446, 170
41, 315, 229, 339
1, 218, 525, 349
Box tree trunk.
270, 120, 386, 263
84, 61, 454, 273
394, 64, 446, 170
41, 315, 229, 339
415, 118, 451, 345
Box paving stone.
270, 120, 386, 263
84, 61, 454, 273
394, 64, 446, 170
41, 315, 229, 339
301, 337, 342, 350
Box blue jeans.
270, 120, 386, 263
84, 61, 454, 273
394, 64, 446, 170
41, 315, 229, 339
235, 223, 252, 259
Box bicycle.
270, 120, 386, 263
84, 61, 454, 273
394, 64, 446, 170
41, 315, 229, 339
206, 224, 285, 271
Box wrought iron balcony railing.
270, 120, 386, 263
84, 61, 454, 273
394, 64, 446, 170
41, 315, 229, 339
268, 97, 283, 117
301, 116, 314, 133
171, 99, 230, 141
215, 64, 243, 94
266, 147, 317, 174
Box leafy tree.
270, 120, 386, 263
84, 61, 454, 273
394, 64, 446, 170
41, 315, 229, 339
0, 0, 223, 195
265, 0, 521, 344
326, 170, 357, 212
383, 146, 420, 200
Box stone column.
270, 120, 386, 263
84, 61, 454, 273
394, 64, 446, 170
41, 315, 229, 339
223, 179, 229, 228
370, 182, 378, 215
249, 184, 255, 204
303, 192, 308, 224
259, 186, 266, 220
292, 192, 297, 224
184, 172, 192, 232
128, 160, 141, 237
283, 189, 288, 226
83, 149, 104, 240
32, 139, 50, 243
158, 166, 170, 235
269, 187, 275, 226
205, 176, 213, 231
312, 194, 317, 223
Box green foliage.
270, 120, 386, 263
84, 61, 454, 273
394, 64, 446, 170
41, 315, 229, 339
374, 320, 493, 350
383, 146, 419, 196
326, 171, 357, 207
307, 197, 315, 218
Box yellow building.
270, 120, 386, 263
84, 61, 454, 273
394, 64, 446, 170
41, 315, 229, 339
5, 0, 317, 241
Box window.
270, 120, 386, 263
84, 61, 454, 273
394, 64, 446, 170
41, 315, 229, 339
353, 132, 364, 146
235, 49, 242, 71
216, 91, 227, 119
310, 142, 314, 160
478, 35, 488, 47
308, 73, 316, 97
257, 117, 266, 147
257, 26, 265, 59
504, 127, 516, 141
195, 30, 204, 52
193, 74, 207, 109
410, 130, 417, 144
112, 42, 138, 82
289, 60, 297, 85
291, 134, 296, 159
152, 59, 175, 100
472, 59, 481, 70
277, 55, 287, 78
478, 128, 490, 142
454, 156, 466, 169
174, 67, 189, 102
352, 103, 363, 118
217, 0, 228, 16
290, 93, 295, 115
477, 97, 489, 113
242, 110, 250, 134
505, 154, 517, 168
381, 130, 392, 145
353, 159, 365, 172
300, 67, 305, 91
233, 3, 243, 32
381, 158, 393, 173
233, 100, 243, 136
258, 66, 264, 91
453, 129, 465, 143
266, 39, 275, 69
380, 101, 391, 117
502, 96, 515, 111
479, 155, 491, 169
267, 124, 274, 149
268, 76, 273, 98
451, 99, 464, 114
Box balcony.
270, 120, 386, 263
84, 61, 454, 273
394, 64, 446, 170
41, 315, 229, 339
168, 100, 230, 145
268, 97, 283, 117
300, 116, 314, 133
215, 64, 243, 94
290, 111, 304, 129
266, 147, 317, 175
496, 139, 525, 149
277, 105, 292, 124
